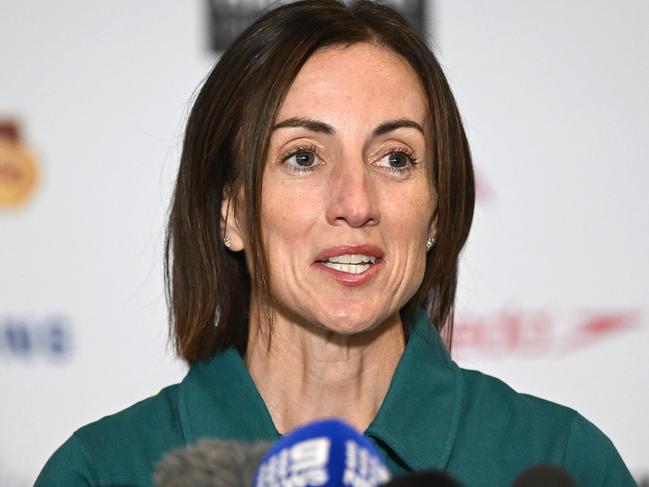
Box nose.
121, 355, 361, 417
325, 155, 380, 228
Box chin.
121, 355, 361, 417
310, 304, 395, 337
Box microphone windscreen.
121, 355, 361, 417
512, 463, 578, 487
154, 439, 271, 487
383, 470, 464, 487
253, 418, 391, 487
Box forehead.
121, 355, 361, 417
276, 42, 429, 127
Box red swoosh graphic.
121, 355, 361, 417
559, 311, 640, 353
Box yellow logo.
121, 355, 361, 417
0, 121, 39, 207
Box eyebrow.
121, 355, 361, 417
273, 117, 334, 134
272, 117, 424, 137
373, 118, 424, 136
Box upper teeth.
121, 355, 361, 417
325, 254, 376, 264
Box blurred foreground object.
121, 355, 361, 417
154, 439, 271, 487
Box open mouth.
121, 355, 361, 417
318, 254, 378, 275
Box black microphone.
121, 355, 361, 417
512, 463, 578, 487
382, 470, 464, 486
154, 439, 271, 487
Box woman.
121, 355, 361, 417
36, 1, 634, 486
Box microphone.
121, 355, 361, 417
383, 470, 464, 486
253, 418, 391, 487
512, 463, 578, 487
154, 439, 271, 487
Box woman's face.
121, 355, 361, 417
245, 42, 436, 335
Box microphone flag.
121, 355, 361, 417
253, 418, 391, 487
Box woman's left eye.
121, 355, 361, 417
375, 149, 417, 174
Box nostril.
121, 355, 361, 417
327, 177, 380, 227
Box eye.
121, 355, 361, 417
374, 147, 418, 175
292, 150, 316, 167
383, 152, 410, 168
282, 147, 323, 174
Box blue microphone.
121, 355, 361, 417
253, 418, 391, 487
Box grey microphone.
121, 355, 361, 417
154, 439, 271, 487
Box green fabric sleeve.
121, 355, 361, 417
34, 433, 98, 487
563, 413, 636, 486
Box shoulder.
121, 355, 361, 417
454, 368, 635, 486
459, 368, 575, 433
561, 411, 636, 486
74, 383, 184, 449
35, 384, 185, 487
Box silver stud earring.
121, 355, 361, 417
224, 234, 231, 248
426, 237, 435, 251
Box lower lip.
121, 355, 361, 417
313, 260, 383, 287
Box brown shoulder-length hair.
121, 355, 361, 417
165, 0, 474, 364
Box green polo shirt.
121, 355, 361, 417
35, 311, 634, 486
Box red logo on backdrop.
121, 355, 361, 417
453, 309, 641, 358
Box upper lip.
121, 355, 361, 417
314, 245, 384, 263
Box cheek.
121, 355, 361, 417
380, 181, 435, 299
383, 182, 435, 245
260, 180, 321, 278
262, 182, 315, 236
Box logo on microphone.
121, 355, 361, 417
343, 439, 391, 487
256, 437, 331, 486
256, 437, 390, 487
255, 419, 391, 487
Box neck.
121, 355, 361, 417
244, 310, 405, 435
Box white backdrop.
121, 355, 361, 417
1, 1, 647, 485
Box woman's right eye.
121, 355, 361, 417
283, 149, 321, 173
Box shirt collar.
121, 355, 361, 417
365, 309, 463, 471
178, 310, 462, 471
178, 347, 280, 444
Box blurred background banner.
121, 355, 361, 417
207, 0, 427, 51
1, 1, 647, 485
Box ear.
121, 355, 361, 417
428, 212, 438, 241
220, 188, 245, 252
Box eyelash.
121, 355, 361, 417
280, 144, 322, 174
279, 144, 419, 176
378, 145, 419, 176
